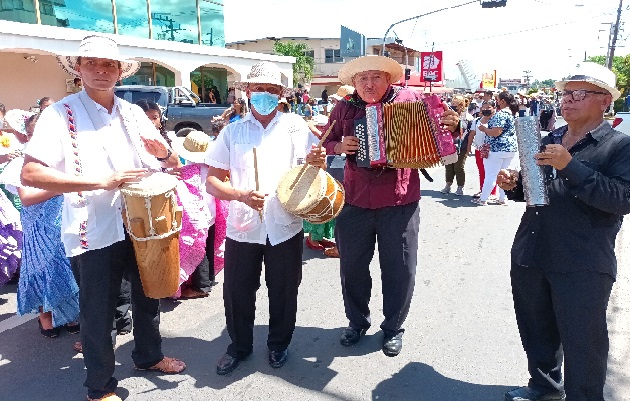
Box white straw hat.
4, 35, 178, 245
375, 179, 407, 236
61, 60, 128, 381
330, 85, 355, 101
338, 56, 403, 85
56, 35, 140, 80
234, 61, 291, 96
172, 130, 211, 164
556, 62, 621, 101
4, 109, 34, 136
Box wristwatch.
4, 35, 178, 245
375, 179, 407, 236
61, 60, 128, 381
156, 148, 172, 162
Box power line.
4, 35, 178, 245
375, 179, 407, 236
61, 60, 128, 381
435, 14, 612, 45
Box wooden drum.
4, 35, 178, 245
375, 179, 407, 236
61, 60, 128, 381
277, 164, 345, 224
120, 172, 182, 299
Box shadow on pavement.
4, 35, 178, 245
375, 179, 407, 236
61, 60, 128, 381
115, 324, 382, 395
421, 190, 478, 209
372, 362, 516, 401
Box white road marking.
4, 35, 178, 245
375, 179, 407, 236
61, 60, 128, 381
0, 314, 36, 335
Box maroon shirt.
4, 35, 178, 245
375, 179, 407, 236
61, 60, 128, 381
323, 87, 423, 209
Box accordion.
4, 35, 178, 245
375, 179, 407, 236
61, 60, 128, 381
353, 94, 458, 169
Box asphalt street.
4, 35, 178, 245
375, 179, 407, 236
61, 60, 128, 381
0, 133, 629, 401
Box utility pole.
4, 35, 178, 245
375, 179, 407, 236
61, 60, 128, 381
151, 13, 183, 41
523, 70, 532, 89
608, 0, 624, 69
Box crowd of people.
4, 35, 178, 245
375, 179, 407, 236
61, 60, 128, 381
438, 88, 559, 205
0, 34, 628, 401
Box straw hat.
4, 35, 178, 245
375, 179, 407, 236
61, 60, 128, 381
56, 35, 140, 80
171, 130, 211, 164
555, 62, 621, 101
4, 109, 34, 136
234, 61, 291, 96
338, 56, 404, 85
330, 85, 355, 101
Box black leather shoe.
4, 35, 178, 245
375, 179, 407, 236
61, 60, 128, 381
382, 333, 403, 357
268, 349, 288, 368
340, 327, 367, 346
216, 353, 248, 375
505, 386, 566, 401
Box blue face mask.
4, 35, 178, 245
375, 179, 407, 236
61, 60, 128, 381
250, 92, 279, 116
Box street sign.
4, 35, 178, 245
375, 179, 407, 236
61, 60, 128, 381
340, 26, 365, 58
420, 51, 443, 82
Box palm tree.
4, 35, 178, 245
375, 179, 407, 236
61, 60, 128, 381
272, 41, 315, 87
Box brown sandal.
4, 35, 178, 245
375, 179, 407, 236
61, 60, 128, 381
136, 356, 186, 374
324, 246, 340, 258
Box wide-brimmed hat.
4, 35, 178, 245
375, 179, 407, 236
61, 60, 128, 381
338, 56, 403, 85
556, 62, 621, 101
56, 35, 140, 80
4, 109, 34, 136
234, 61, 291, 96
330, 85, 355, 101
172, 130, 211, 164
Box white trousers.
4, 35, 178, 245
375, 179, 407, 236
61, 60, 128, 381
480, 151, 515, 202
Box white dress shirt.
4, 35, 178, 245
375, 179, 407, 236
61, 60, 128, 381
24, 90, 166, 257
205, 111, 318, 246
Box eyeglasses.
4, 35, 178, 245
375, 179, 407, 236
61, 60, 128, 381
561, 89, 608, 101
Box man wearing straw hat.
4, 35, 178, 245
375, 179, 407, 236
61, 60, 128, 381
20, 35, 183, 401
322, 56, 461, 357
497, 62, 630, 401
205, 61, 326, 375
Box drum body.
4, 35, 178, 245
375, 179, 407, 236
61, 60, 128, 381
277, 165, 345, 224
120, 172, 182, 299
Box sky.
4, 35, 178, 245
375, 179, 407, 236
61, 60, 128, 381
223, 0, 630, 84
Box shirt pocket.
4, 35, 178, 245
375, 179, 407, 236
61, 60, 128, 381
232, 143, 255, 189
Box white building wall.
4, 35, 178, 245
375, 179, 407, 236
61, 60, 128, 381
0, 21, 295, 109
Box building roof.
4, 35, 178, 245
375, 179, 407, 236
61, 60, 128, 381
226, 37, 339, 45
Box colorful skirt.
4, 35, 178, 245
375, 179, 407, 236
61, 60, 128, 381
0, 190, 22, 285
17, 196, 79, 327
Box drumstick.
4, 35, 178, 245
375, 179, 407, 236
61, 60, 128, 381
253, 147, 263, 223
289, 120, 337, 190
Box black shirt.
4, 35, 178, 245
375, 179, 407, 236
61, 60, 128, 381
509, 121, 630, 278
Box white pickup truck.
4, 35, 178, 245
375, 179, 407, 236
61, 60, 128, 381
612, 112, 630, 135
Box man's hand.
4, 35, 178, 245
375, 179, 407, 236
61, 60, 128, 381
440, 102, 460, 133
238, 189, 267, 211
6, 151, 21, 161
141, 137, 169, 159
535, 144, 571, 170
306, 145, 326, 168
497, 169, 519, 191
334, 136, 359, 155
99, 169, 148, 191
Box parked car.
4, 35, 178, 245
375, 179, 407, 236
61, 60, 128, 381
114, 85, 229, 136
611, 112, 630, 135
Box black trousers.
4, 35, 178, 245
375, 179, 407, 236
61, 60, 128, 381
223, 232, 303, 357
510, 263, 614, 401
336, 202, 419, 337
190, 224, 217, 292
70, 237, 163, 399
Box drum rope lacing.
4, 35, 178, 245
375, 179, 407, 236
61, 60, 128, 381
121, 189, 181, 241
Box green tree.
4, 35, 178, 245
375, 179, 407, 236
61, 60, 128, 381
272, 41, 315, 87
540, 79, 555, 88
587, 55, 630, 111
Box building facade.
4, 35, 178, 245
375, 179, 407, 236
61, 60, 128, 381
227, 36, 420, 97
0, 1, 296, 111
0, 0, 225, 47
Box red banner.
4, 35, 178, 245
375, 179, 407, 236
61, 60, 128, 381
420, 51, 443, 83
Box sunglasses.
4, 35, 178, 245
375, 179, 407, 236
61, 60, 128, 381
561, 89, 608, 101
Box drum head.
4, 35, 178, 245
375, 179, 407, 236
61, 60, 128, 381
277, 165, 327, 215
120, 171, 179, 197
